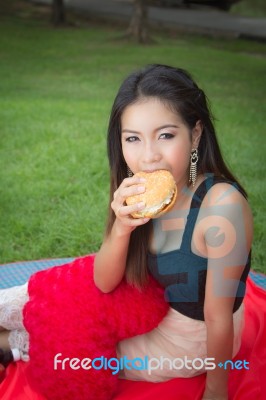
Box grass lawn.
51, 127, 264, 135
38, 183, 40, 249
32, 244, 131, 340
0, 2, 265, 273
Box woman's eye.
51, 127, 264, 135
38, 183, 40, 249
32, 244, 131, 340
159, 133, 174, 139
125, 136, 140, 142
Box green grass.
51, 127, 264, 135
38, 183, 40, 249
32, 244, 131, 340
0, 3, 265, 273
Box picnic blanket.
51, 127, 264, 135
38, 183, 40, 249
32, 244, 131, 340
0, 256, 265, 400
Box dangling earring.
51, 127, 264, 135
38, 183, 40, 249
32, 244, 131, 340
127, 165, 133, 177
189, 148, 198, 187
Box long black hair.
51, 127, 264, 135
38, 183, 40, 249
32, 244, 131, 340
106, 64, 246, 288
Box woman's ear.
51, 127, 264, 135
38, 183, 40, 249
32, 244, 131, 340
192, 120, 203, 149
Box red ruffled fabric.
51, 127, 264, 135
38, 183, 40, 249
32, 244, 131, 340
23, 255, 169, 400
0, 254, 265, 400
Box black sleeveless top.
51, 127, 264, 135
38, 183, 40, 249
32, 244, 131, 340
148, 175, 251, 321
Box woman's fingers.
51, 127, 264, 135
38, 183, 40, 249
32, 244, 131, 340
112, 176, 146, 218
110, 177, 150, 230
113, 176, 146, 200
112, 199, 146, 220
119, 184, 146, 200
117, 202, 145, 218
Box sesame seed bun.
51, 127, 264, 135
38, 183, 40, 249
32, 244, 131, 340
126, 170, 177, 219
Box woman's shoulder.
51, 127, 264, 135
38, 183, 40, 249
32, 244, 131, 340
201, 179, 250, 209
199, 179, 253, 248
191, 178, 253, 270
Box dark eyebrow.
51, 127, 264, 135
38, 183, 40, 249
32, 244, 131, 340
121, 129, 140, 134
156, 124, 179, 130
121, 125, 179, 135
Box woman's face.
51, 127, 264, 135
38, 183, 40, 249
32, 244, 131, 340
121, 97, 202, 190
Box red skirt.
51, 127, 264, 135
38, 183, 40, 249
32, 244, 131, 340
0, 254, 265, 400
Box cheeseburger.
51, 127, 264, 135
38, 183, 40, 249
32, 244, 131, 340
126, 170, 177, 219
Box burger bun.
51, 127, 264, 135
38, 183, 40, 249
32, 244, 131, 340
126, 170, 177, 219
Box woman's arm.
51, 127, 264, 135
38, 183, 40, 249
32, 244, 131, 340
203, 279, 235, 399
94, 219, 132, 293
196, 183, 253, 399
94, 175, 149, 293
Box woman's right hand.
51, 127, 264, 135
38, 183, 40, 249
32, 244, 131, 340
111, 176, 150, 236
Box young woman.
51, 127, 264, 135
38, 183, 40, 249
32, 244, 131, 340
0, 64, 253, 399
94, 64, 253, 399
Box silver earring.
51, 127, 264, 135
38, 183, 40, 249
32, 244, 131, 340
189, 148, 198, 187
127, 165, 133, 177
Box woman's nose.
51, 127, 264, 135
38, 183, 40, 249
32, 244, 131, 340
142, 142, 162, 164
